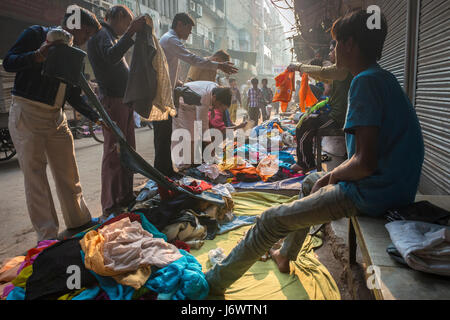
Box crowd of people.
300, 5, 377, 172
3, 4, 425, 297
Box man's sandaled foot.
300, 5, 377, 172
269, 248, 290, 274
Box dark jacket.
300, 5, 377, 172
87, 22, 134, 98
123, 24, 157, 118
2, 25, 99, 122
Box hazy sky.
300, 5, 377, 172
267, 0, 296, 35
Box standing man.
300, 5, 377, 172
3, 6, 102, 241
246, 78, 266, 126
228, 78, 241, 123
87, 5, 146, 217
261, 79, 273, 121
158, 13, 238, 177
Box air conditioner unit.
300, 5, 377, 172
197, 4, 203, 17
190, 1, 196, 12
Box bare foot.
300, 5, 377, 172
269, 248, 290, 274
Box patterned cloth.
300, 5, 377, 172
247, 88, 265, 108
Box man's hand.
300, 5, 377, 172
311, 173, 331, 194
287, 63, 300, 73
126, 16, 147, 37
34, 40, 64, 63
175, 80, 184, 88
218, 62, 238, 75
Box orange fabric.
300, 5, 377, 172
299, 73, 318, 112
273, 69, 295, 112
229, 165, 258, 177
272, 123, 284, 134
0, 256, 25, 283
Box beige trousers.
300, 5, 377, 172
8, 96, 91, 241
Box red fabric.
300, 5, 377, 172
158, 179, 213, 201
282, 168, 305, 178
172, 240, 191, 253
20, 241, 58, 271
209, 108, 226, 131
98, 213, 142, 230
181, 180, 213, 194
273, 69, 295, 112
299, 73, 318, 112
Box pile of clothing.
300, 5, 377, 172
1, 212, 209, 300
385, 201, 450, 277
176, 118, 302, 185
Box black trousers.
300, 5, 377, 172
153, 117, 175, 177
248, 107, 260, 126
295, 113, 339, 171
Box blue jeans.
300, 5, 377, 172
205, 173, 359, 294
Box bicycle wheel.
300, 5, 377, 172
88, 121, 104, 144
0, 128, 16, 161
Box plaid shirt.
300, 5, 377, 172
247, 88, 265, 108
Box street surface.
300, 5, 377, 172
0, 126, 154, 262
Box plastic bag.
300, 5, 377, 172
208, 248, 226, 267
256, 154, 280, 182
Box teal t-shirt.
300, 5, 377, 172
339, 64, 424, 217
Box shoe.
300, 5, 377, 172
57, 220, 99, 241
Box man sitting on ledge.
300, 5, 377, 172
205, 9, 425, 295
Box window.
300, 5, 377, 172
215, 0, 224, 12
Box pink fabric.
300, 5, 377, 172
2, 284, 15, 299
99, 218, 183, 272
209, 109, 226, 131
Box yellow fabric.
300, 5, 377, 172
144, 16, 177, 122
186, 60, 217, 83
80, 230, 119, 277
231, 192, 298, 216
229, 103, 238, 123
57, 288, 86, 300
80, 229, 153, 289
112, 266, 152, 290
191, 191, 341, 300
11, 265, 33, 288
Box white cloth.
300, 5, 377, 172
99, 218, 183, 272
171, 81, 218, 168
172, 81, 218, 142
386, 221, 450, 276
